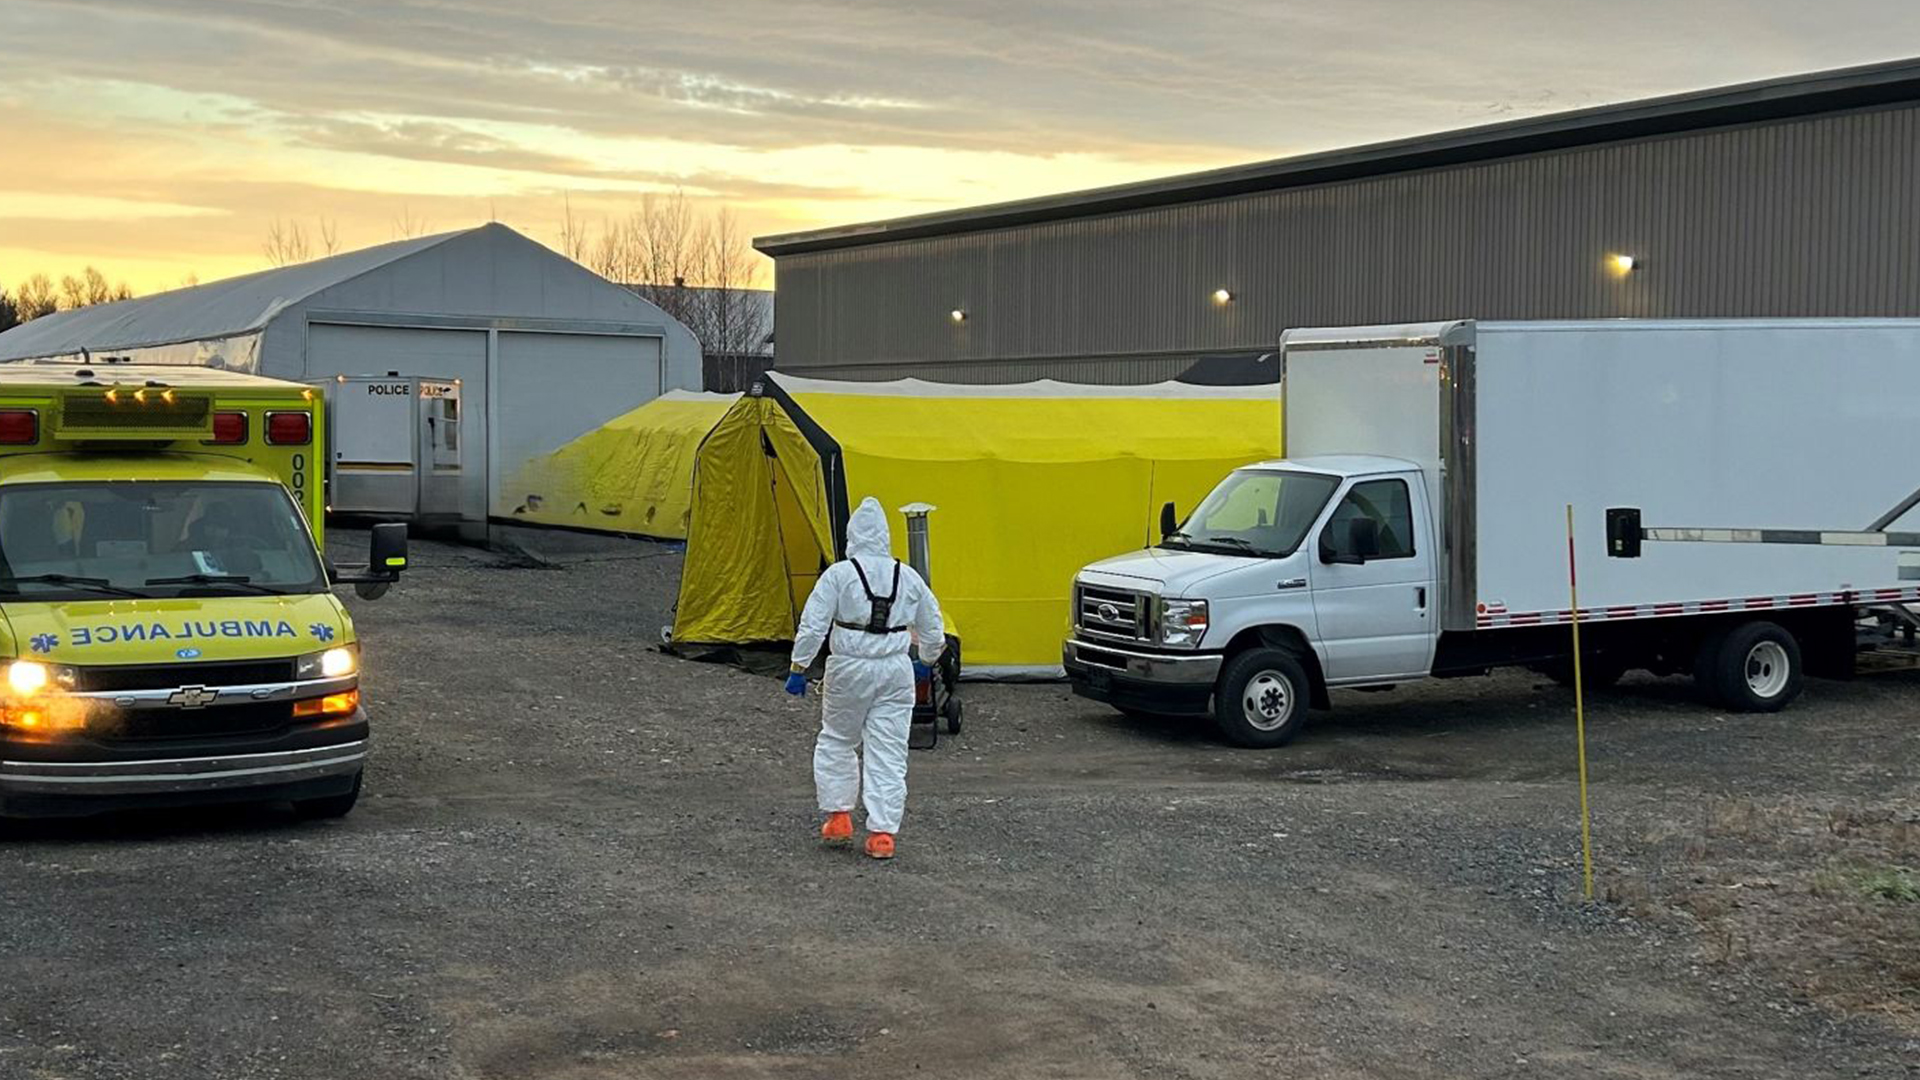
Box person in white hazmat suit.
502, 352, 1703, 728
785, 497, 945, 860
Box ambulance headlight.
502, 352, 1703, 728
1158, 599, 1210, 648
7, 661, 48, 696
4, 660, 75, 698
296, 644, 358, 680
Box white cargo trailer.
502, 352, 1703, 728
1064, 319, 1920, 747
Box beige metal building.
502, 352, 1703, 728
758, 58, 1920, 384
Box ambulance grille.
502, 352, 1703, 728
73, 659, 296, 693
88, 702, 295, 742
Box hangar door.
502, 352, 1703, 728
492, 331, 663, 517
306, 323, 489, 527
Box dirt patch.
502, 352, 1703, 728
0, 532, 1915, 1078
1617, 795, 1920, 1034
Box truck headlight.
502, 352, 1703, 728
296, 644, 358, 680
1159, 599, 1209, 648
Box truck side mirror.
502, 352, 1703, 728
354, 523, 408, 599
1159, 501, 1178, 542
1606, 507, 1643, 558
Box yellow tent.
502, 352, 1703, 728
672, 376, 1281, 675
503, 390, 738, 540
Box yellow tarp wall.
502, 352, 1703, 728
673, 379, 1281, 673
503, 390, 736, 539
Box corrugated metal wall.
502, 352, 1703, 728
774, 104, 1920, 383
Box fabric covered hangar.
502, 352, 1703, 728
0, 224, 701, 538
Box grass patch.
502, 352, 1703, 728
1858, 866, 1920, 904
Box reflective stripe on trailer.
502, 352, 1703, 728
1473, 586, 1920, 629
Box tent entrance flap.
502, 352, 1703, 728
672, 396, 835, 645
766, 430, 827, 624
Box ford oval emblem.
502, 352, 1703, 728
176, 647, 202, 659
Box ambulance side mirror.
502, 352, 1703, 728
1159, 501, 1178, 543
349, 524, 408, 599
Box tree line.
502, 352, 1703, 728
0, 195, 770, 358
559, 191, 771, 361
0, 268, 135, 332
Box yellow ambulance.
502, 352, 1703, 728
0, 361, 404, 820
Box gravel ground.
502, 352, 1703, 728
2, 530, 1916, 1079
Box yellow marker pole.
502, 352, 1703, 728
1566, 504, 1596, 901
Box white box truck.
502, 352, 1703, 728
1063, 319, 1920, 747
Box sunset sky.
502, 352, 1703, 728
3, 0, 1916, 295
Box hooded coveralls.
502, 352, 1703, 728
790, 498, 945, 835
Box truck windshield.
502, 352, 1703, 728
0, 481, 325, 600
1166, 469, 1340, 558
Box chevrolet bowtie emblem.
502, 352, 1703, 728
167, 686, 220, 710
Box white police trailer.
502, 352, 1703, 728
312, 373, 464, 529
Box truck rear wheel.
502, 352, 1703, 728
293, 771, 362, 820
1700, 622, 1803, 712
1213, 648, 1311, 748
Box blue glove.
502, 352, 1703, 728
784, 672, 808, 697
912, 661, 932, 681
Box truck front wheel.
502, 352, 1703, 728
1700, 621, 1803, 713
1213, 648, 1311, 748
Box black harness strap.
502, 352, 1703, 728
835, 558, 908, 634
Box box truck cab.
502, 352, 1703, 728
1065, 320, 1920, 747
0, 362, 404, 818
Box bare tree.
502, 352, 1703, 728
263, 218, 312, 266
392, 205, 429, 239
569, 190, 771, 362
0, 288, 18, 333
318, 217, 340, 256
686, 207, 770, 360
558, 192, 587, 263
14, 274, 57, 320
180, 271, 201, 288
59, 266, 126, 309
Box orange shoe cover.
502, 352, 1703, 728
864, 832, 896, 860
820, 811, 854, 843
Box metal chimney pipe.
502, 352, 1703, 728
900, 502, 936, 587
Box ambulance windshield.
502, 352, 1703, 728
0, 481, 325, 599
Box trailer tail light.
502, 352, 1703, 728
207, 411, 249, 445
265, 411, 311, 445
0, 410, 38, 445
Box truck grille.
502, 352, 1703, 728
1076, 583, 1153, 643
74, 660, 296, 693
87, 701, 296, 742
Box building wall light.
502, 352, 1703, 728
1211, 288, 1234, 305
949, 309, 967, 323
1609, 254, 1639, 274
